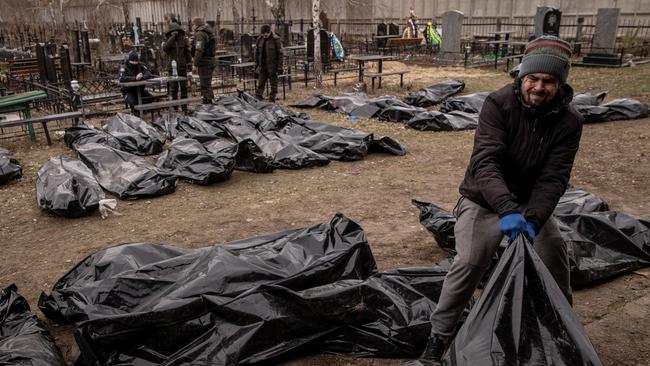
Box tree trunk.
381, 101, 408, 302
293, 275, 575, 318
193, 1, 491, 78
266, 0, 286, 25
312, 0, 322, 88
231, 0, 239, 39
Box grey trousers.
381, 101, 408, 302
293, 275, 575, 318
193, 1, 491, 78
430, 197, 571, 338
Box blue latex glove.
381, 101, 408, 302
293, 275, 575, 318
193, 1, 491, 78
524, 222, 537, 242
499, 213, 528, 241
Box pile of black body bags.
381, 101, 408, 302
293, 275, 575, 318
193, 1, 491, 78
34, 92, 406, 218
293, 79, 649, 131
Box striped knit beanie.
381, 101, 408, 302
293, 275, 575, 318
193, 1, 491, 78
519, 35, 572, 84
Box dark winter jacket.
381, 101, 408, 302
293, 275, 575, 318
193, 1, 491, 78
192, 24, 215, 68
118, 61, 153, 95
459, 82, 583, 230
255, 33, 283, 73
163, 22, 191, 71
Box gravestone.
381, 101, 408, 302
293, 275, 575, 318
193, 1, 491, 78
240, 33, 254, 62
219, 28, 235, 44
440, 10, 464, 60
307, 28, 330, 66
583, 8, 621, 65
376, 23, 387, 48
277, 23, 291, 46
534, 6, 561, 38
388, 23, 399, 36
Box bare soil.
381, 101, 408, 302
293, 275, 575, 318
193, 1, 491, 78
1, 63, 649, 366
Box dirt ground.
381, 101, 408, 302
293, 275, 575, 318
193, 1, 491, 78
1, 62, 649, 366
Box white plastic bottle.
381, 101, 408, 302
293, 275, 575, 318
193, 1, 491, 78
171, 60, 178, 77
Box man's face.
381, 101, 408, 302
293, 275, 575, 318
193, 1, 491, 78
261, 31, 271, 39
521, 73, 560, 108
129, 60, 139, 65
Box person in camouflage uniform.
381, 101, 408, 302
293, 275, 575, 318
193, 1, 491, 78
163, 13, 191, 110
255, 24, 283, 103
191, 17, 216, 104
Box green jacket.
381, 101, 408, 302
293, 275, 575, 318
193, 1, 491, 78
255, 33, 283, 73
192, 24, 215, 68
163, 22, 190, 71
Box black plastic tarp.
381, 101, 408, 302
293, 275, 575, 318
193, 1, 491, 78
156, 136, 238, 185
36, 156, 105, 217
440, 92, 490, 114
154, 112, 233, 140
76, 142, 177, 199
442, 236, 603, 366
193, 93, 406, 171
280, 117, 407, 160
403, 80, 465, 108
64, 124, 123, 150
574, 98, 650, 123
571, 91, 609, 106
39, 214, 467, 365
102, 112, 166, 155
413, 188, 650, 287
406, 110, 479, 131
292, 93, 477, 131
0, 284, 66, 366
291, 93, 422, 120
0, 147, 22, 184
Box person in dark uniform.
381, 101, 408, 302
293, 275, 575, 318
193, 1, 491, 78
163, 13, 191, 110
118, 51, 153, 112
191, 17, 216, 104
255, 24, 283, 103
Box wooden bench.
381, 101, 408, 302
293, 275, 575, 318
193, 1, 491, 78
133, 97, 202, 117
365, 70, 409, 91
0, 111, 82, 145
330, 67, 358, 86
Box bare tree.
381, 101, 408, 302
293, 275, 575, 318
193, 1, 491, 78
265, 0, 286, 24
312, 0, 322, 88
231, 0, 240, 39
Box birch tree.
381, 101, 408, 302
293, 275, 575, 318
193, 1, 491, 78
312, 0, 322, 88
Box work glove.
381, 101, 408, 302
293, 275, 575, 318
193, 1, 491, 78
499, 213, 528, 242
524, 222, 537, 242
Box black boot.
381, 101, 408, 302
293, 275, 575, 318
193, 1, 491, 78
401, 334, 448, 366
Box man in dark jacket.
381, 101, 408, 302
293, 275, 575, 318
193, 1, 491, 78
118, 51, 153, 112
191, 17, 216, 104
163, 13, 190, 109
255, 24, 283, 103
412, 36, 583, 365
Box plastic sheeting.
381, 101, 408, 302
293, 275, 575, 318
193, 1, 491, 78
39, 214, 465, 365
403, 80, 465, 108
440, 92, 490, 114
36, 156, 105, 217
292, 93, 477, 131
194, 93, 406, 171
407, 110, 479, 131
574, 98, 650, 123
442, 236, 603, 366
153, 112, 232, 140
102, 112, 166, 155
64, 125, 123, 150
571, 91, 609, 106
0, 147, 22, 184
413, 188, 650, 287
76, 142, 177, 199
291, 92, 422, 119
156, 137, 238, 185
0, 284, 66, 366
